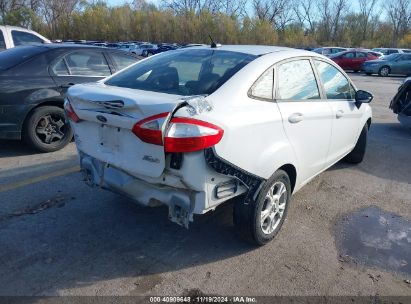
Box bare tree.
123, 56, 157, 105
294, 0, 318, 34
253, 0, 290, 28
386, 0, 411, 46
358, 0, 378, 40
39, 0, 80, 37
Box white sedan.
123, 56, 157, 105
65, 45, 373, 245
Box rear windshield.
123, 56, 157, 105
105, 49, 256, 95
0, 45, 47, 70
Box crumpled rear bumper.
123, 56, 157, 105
80, 152, 205, 228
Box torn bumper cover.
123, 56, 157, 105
79, 152, 204, 228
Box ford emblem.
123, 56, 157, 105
96, 115, 107, 123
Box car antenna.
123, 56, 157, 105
209, 35, 217, 48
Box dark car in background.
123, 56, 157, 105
141, 44, 178, 57
390, 77, 411, 129
0, 44, 140, 152
362, 53, 411, 77
330, 50, 379, 72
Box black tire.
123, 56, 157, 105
24, 106, 73, 152
378, 66, 390, 77
365, 72, 372, 76
234, 170, 291, 246
344, 124, 368, 164
353, 70, 359, 73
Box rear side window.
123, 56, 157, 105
314, 60, 354, 100
110, 53, 138, 71
249, 68, 273, 100
52, 59, 69, 75
276, 59, 320, 100
0, 30, 5, 50
64, 51, 110, 76
12, 30, 44, 46
343, 52, 355, 58
106, 49, 256, 96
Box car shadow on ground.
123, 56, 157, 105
328, 122, 411, 183
0, 139, 41, 157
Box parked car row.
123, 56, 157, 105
313, 47, 411, 77
57, 40, 206, 57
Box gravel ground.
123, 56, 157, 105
0, 74, 410, 298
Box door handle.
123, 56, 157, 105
288, 113, 304, 123
60, 83, 75, 89
336, 110, 344, 118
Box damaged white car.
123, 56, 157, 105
65, 45, 373, 245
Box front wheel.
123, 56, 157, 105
24, 106, 73, 152
378, 66, 390, 77
234, 170, 291, 246
344, 124, 368, 164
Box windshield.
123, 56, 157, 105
105, 49, 257, 95
382, 54, 401, 61
0, 45, 47, 70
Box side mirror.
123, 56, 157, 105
355, 90, 373, 108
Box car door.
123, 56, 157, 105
353, 52, 367, 70
341, 52, 355, 70
397, 54, 411, 75
50, 50, 112, 94
275, 58, 333, 182
313, 59, 362, 165
389, 54, 405, 74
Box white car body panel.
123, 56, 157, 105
67, 45, 372, 227
0, 25, 50, 49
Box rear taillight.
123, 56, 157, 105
64, 98, 80, 123
164, 117, 223, 152
132, 112, 169, 145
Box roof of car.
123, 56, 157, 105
187, 44, 311, 56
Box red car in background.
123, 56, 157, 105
330, 50, 379, 72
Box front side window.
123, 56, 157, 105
343, 52, 355, 59
64, 51, 110, 76
12, 30, 44, 46
249, 68, 273, 100
106, 49, 256, 95
399, 54, 411, 61
356, 52, 366, 58
314, 60, 354, 100
276, 59, 320, 100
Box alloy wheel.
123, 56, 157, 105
260, 181, 288, 235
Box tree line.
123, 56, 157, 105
1, 0, 410, 48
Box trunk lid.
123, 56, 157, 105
68, 82, 184, 178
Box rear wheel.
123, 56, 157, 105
344, 124, 368, 164
365, 72, 372, 76
378, 66, 390, 77
24, 106, 73, 152
234, 170, 291, 246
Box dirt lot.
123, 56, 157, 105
0, 74, 410, 298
